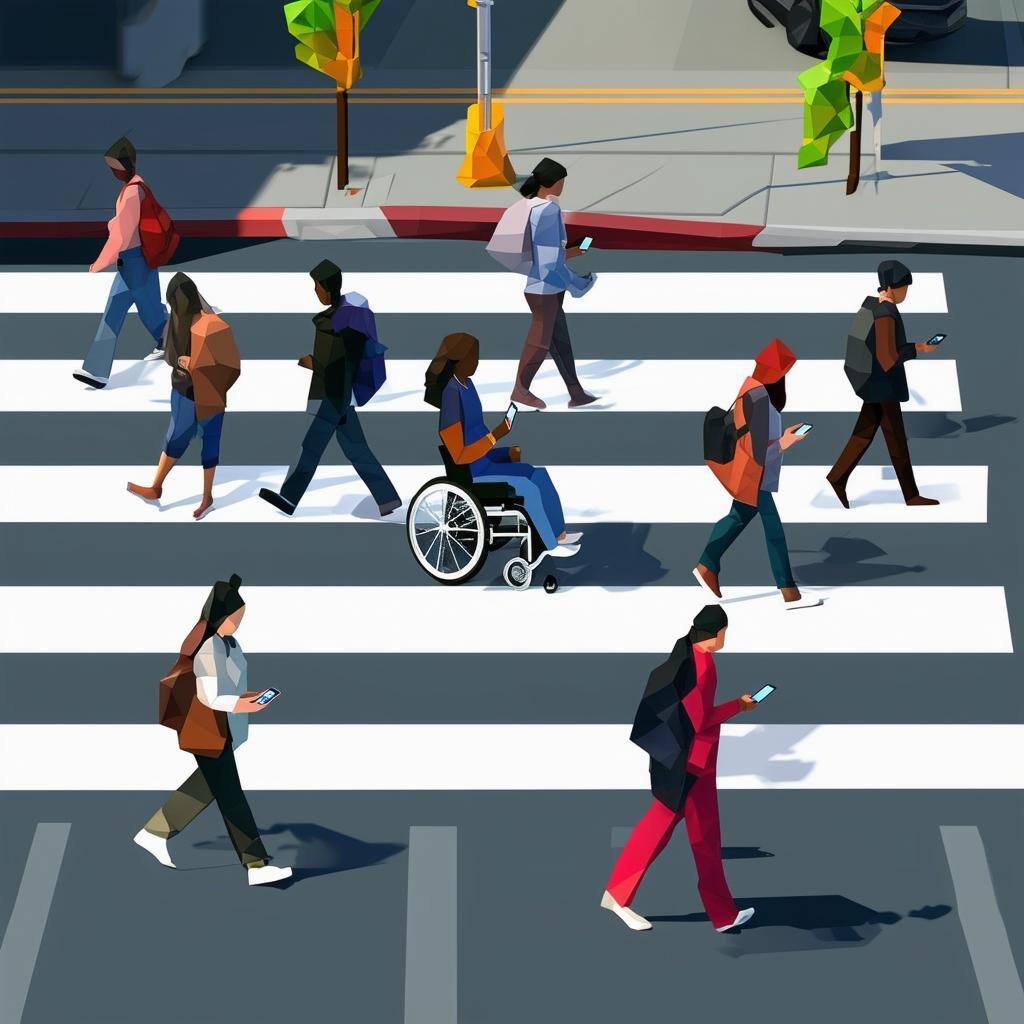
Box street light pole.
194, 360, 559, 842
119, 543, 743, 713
476, 0, 493, 132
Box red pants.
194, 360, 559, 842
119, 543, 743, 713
605, 772, 737, 929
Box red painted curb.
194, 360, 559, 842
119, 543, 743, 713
0, 207, 287, 240
380, 205, 765, 250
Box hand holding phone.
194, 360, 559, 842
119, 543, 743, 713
924, 333, 947, 346
751, 684, 776, 703
251, 687, 281, 706
794, 423, 814, 437
579, 236, 593, 251
505, 402, 518, 429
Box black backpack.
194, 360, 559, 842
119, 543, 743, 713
703, 400, 749, 465
844, 301, 876, 398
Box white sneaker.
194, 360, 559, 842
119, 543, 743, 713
716, 907, 755, 932
783, 595, 823, 610
133, 828, 175, 868
143, 346, 166, 361
600, 890, 652, 931
561, 531, 583, 545
547, 542, 581, 559
247, 864, 293, 887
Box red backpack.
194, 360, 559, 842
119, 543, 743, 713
134, 181, 180, 268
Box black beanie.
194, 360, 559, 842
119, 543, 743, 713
877, 259, 912, 291
310, 259, 342, 301
202, 573, 244, 626
105, 136, 137, 171
690, 604, 728, 640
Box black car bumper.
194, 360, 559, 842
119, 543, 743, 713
887, 1, 969, 43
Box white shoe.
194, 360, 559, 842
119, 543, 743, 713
247, 864, 293, 887
600, 890, 652, 931
561, 531, 583, 545
133, 828, 175, 868
783, 595, 823, 610
143, 346, 166, 361
716, 907, 755, 932
547, 543, 581, 559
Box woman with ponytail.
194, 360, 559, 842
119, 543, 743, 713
512, 158, 598, 410
135, 575, 292, 887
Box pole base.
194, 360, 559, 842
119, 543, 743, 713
457, 102, 516, 189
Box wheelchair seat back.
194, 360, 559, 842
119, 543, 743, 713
437, 445, 516, 507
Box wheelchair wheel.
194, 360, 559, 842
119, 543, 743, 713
503, 557, 532, 591
407, 478, 489, 584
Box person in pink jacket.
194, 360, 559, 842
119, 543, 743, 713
74, 137, 168, 389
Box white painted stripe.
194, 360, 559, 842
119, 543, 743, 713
0, 272, 948, 314
0, 358, 962, 413
0, 586, 1009, 654
0, 724, 1020, 791
0, 465, 988, 524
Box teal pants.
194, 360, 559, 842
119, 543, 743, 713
699, 491, 795, 589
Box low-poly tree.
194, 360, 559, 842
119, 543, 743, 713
284, 0, 383, 189
798, 0, 900, 194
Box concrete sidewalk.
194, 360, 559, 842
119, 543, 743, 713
1, 0, 1022, 250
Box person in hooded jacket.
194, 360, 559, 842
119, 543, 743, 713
602, 605, 758, 933
694, 338, 820, 610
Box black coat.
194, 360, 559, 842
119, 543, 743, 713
629, 637, 700, 813
308, 310, 366, 417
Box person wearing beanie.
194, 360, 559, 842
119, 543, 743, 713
134, 575, 292, 887
259, 259, 401, 519
695, 339, 821, 610
511, 158, 598, 410
827, 259, 940, 508
74, 136, 169, 389
602, 605, 758, 934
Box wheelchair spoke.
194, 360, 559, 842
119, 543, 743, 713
420, 493, 444, 527
421, 529, 443, 567
447, 532, 476, 563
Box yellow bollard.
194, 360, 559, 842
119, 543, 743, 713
457, 101, 516, 189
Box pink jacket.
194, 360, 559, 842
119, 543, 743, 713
91, 175, 145, 271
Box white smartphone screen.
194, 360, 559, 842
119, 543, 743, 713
795, 423, 813, 436
505, 402, 518, 427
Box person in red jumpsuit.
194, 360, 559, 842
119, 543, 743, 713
602, 604, 758, 933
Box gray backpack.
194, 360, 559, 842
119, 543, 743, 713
844, 302, 876, 397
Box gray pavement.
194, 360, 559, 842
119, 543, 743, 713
1, 1, 1023, 246
0, 237, 1022, 1021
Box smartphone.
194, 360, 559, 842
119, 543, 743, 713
750, 684, 776, 703
578, 236, 593, 251
251, 687, 281, 706
505, 402, 518, 428
794, 423, 813, 437
925, 333, 947, 346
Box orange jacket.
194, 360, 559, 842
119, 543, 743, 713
707, 376, 764, 507
189, 312, 240, 420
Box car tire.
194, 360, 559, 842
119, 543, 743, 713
786, 0, 827, 58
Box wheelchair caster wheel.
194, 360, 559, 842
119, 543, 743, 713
543, 575, 558, 594
503, 557, 532, 591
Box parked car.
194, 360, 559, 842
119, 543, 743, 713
748, 0, 968, 56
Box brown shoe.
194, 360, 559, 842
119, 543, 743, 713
127, 482, 162, 503
692, 564, 722, 599
568, 391, 599, 408
906, 495, 940, 506
780, 587, 823, 610
511, 387, 546, 410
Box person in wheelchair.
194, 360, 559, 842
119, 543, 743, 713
425, 332, 582, 558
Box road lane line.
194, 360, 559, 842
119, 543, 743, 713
940, 826, 1024, 1024
404, 826, 458, 1024
0, 823, 71, 1024
0, 359, 961, 413
0, 272, 948, 314
2, 725, 1023, 791
0, 586, 1009, 654
0, 465, 987, 524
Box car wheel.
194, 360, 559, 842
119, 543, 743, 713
786, 0, 827, 58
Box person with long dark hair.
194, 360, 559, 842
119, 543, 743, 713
74, 136, 169, 389
134, 574, 291, 886
127, 273, 240, 520
425, 332, 581, 556
694, 339, 820, 610
602, 605, 757, 933
511, 158, 598, 410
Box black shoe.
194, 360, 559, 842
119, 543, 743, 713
73, 371, 107, 389
378, 499, 402, 517
826, 475, 850, 509
258, 488, 296, 516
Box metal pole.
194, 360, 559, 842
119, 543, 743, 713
477, 0, 493, 131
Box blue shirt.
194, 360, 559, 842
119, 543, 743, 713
439, 377, 511, 476
524, 199, 594, 298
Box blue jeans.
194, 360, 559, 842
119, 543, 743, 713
280, 403, 399, 509
83, 246, 167, 380
699, 491, 795, 589
474, 463, 566, 551
164, 390, 224, 469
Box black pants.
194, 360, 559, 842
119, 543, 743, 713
828, 400, 920, 501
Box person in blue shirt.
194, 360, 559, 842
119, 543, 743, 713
512, 158, 598, 411
426, 332, 582, 557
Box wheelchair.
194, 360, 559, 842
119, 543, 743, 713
406, 446, 559, 591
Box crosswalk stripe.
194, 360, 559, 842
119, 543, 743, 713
0, 271, 949, 314
1, 723, 1020, 790
0, 586, 1009, 654
1, 358, 962, 413
0, 465, 988, 524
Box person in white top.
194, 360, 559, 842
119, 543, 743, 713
135, 574, 292, 887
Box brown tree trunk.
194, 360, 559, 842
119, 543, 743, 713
846, 87, 863, 196
336, 88, 349, 190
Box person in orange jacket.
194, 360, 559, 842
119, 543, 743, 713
693, 339, 819, 610
127, 273, 240, 520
